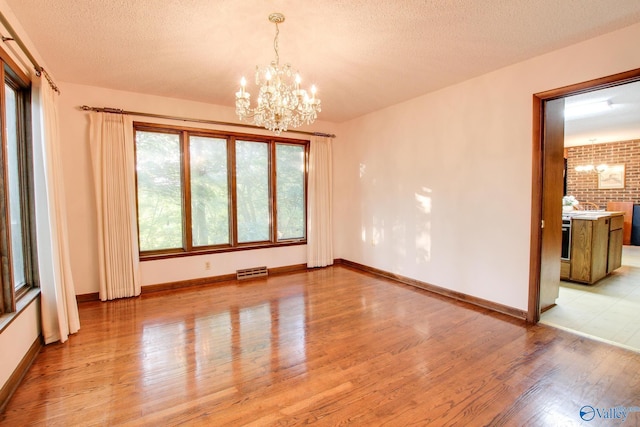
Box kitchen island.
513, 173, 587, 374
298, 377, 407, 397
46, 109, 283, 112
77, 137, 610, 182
561, 211, 624, 284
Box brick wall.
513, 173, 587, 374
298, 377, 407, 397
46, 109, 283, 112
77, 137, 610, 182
566, 139, 640, 209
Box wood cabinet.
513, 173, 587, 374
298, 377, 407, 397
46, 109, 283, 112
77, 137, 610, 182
606, 201, 632, 245
570, 217, 609, 284
607, 215, 623, 273
560, 260, 570, 280
567, 213, 624, 284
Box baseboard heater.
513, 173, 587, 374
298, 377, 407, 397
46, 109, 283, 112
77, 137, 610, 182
236, 266, 268, 280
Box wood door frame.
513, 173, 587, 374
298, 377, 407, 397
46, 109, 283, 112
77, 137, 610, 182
528, 68, 640, 323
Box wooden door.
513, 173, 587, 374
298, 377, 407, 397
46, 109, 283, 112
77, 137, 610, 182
539, 98, 565, 311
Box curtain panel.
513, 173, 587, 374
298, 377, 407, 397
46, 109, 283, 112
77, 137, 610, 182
32, 77, 80, 344
307, 136, 334, 267
89, 112, 140, 300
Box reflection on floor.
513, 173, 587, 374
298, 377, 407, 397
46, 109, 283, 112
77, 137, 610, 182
540, 245, 640, 353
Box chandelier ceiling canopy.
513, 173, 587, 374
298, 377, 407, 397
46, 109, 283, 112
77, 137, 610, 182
235, 13, 321, 135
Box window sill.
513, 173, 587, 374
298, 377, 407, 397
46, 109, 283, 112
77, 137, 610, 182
140, 240, 307, 261
0, 288, 40, 334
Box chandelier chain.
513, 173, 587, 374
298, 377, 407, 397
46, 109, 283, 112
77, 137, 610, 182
274, 23, 279, 65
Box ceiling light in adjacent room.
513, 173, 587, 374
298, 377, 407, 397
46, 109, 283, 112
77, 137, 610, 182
235, 13, 321, 135
575, 164, 595, 172
564, 100, 611, 120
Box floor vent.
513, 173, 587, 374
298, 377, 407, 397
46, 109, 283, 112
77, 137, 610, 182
236, 266, 268, 280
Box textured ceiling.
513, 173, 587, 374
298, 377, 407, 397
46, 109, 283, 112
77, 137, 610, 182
4, 0, 640, 123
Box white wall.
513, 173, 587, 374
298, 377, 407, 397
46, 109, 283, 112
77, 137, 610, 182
0, 300, 40, 392
334, 22, 640, 311
57, 83, 337, 294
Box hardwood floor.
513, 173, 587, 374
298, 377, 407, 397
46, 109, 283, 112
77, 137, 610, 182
3, 266, 640, 426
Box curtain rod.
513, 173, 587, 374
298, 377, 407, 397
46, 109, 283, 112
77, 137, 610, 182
0, 10, 60, 93
80, 105, 337, 139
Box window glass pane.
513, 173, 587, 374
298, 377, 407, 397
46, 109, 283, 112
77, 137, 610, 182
236, 141, 269, 242
190, 136, 229, 246
276, 144, 305, 240
136, 131, 183, 251
5, 84, 25, 289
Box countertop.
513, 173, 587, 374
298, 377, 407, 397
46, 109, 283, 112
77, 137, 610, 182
563, 210, 624, 220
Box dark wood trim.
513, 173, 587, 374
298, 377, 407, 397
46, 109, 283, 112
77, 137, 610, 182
76, 292, 100, 303
304, 142, 310, 240
534, 68, 640, 101
529, 67, 640, 324
76, 263, 311, 301
181, 130, 192, 252
270, 141, 277, 243
229, 136, 238, 246
138, 263, 309, 295
268, 263, 307, 275
133, 122, 309, 258
7, 75, 37, 304
0, 64, 13, 314
0, 45, 30, 87
0, 335, 41, 413
540, 303, 556, 314
274, 142, 309, 244
139, 239, 307, 261
132, 121, 309, 145
141, 274, 237, 294
336, 258, 527, 320
528, 95, 543, 323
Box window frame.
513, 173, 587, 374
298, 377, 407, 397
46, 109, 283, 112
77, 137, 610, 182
133, 122, 309, 260
0, 48, 35, 315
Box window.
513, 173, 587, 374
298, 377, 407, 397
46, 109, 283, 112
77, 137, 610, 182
190, 136, 229, 247
276, 144, 306, 240
134, 123, 308, 258
135, 131, 183, 251
0, 52, 35, 315
236, 140, 270, 243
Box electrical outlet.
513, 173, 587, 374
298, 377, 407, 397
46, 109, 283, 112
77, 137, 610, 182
205, 261, 211, 270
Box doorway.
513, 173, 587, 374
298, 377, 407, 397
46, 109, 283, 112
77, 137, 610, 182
528, 68, 640, 324
538, 80, 640, 350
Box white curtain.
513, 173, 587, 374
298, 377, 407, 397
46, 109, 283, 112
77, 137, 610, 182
89, 112, 140, 301
32, 77, 80, 344
307, 136, 334, 267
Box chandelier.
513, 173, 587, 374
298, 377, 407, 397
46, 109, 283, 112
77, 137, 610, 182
235, 13, 321, 135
